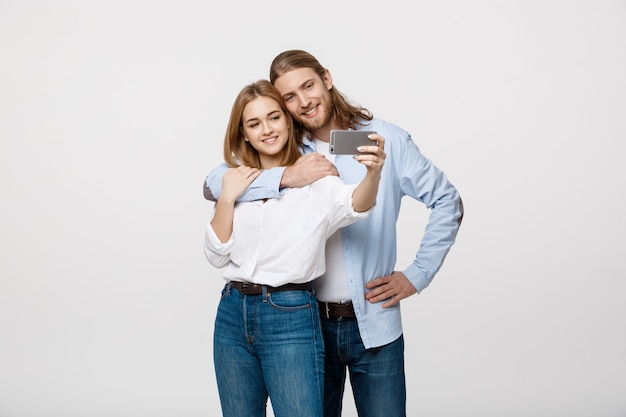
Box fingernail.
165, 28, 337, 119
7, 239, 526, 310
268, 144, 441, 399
368, 134, 374, 138
357, 147, 363, 151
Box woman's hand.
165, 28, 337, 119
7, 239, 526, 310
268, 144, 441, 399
220, 165, 262, 204
351, 134, 386, 212
353, 134, 386, 177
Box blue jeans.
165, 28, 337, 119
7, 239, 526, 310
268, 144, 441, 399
321, 317, 406, 417
213, 283, 325, 417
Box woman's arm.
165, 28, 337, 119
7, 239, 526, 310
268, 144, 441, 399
210, 165, 261, 242
351, 134, 386, 212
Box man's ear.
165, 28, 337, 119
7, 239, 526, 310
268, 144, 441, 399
323, 69, 333, 91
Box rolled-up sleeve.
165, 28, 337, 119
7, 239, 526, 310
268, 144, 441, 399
203, 222, 234, 268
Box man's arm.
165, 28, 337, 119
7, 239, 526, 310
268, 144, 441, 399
204, 163, 285, 203
203, 153, 339, 202
365, 133, 464, 307
279, 153, 339, 189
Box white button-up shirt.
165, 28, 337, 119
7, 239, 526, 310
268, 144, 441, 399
204, 176, 371, 287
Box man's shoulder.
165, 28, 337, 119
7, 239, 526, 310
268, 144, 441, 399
358, 118, 426, 168
357, 118, 409, 139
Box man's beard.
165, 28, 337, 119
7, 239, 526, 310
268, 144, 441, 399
299, 113, 329, 131
297, 96, 332, 132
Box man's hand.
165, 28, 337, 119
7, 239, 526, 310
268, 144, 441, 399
365, 271, 417, 308
280, 153, 338, 188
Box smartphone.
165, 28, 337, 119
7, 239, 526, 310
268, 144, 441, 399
329, 130, 377, 155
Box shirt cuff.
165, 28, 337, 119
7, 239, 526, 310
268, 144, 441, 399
245, 167, 286, 200
402, 263, 431, 294
204, 223, 234, 255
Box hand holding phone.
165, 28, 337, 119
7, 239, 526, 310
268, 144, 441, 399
329, 130, 377, 155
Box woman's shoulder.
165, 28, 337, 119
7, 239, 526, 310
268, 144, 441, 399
308, 176, 351, 197
283, 176, 346, 197
311, 175, 345, 187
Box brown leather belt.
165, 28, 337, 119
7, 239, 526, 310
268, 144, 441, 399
229, 281, 312, 295
319, 301, 356, 319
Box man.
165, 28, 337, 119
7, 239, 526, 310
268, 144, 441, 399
204, 50, 463, 417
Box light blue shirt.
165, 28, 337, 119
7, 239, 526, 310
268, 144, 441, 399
204, 118, 463, 348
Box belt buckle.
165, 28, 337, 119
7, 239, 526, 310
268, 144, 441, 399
322, 301, 348, 320
241, 283, 256, 295
335, 301, 347, 320
323, 301, 331, 319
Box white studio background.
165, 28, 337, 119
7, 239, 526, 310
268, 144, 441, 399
1, 1, 625, 416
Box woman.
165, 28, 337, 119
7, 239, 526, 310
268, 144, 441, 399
203, 80, 385, 417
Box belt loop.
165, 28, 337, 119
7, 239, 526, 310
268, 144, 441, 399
261, 285, 268, 302
323, 301, 330, 319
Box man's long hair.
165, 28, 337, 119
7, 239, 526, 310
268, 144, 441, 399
269, 50, 373, 130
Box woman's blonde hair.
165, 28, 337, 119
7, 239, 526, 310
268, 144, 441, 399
223, 80, 303, 169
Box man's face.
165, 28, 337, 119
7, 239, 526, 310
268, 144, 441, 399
273, 67, 333, 132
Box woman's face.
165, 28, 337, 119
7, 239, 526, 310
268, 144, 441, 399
241, 96, 290, 168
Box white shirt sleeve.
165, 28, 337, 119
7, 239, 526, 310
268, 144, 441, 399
312, 176, 373, 235
203, 221, 235, 268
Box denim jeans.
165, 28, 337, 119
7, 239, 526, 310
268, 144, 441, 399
321, 317, 406, 417
213, 283, 325, 417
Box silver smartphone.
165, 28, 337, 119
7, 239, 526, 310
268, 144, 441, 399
329, 130, 377, 155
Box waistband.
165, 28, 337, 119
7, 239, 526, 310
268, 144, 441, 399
318, 301, 356, 319
228, 281, 313, 295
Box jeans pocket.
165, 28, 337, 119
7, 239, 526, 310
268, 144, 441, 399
267, 290, 312, 311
